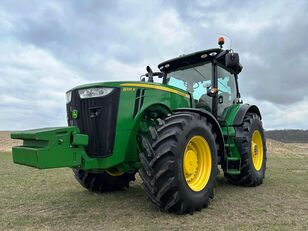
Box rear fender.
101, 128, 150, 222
234, 104, 262, 126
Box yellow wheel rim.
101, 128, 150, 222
251, 130, 264, 171
105, 169, 124, 177
183, 136, 212, 192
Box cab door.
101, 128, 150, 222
216, 66, 238, 119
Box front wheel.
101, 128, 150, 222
139, 112, 218, 214
73, 169, 136, 192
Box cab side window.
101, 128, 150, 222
217, 66, 237, 117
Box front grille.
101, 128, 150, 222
67, 88, 120, 158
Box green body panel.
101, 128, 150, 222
220, 104, 242, 174
92, 81, 190, 171
11, 81, 190, 171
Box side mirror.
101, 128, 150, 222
225, 53, 240, 68
146, 66, 153, 75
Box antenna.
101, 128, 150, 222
216, 33, 232, 50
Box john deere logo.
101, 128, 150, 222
72, 109, 78, 119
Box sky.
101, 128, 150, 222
0, 0, 307, 130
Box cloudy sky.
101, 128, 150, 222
0, 0, 307, 130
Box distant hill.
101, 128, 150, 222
266, 130, 308, 143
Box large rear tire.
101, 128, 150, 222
73, 169, 136, 192
139, 112, 218, 214
224, 112, 267, 186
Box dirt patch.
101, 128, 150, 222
0, 131, 22, 152
267, 139, 308, 157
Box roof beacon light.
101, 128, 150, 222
218, 37, 224, 48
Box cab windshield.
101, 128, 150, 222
166, 62, 238, 119
166, 62, 212, 100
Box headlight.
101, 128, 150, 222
66, 91, 72, 103
78, 87, 114, 99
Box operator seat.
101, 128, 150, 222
195, 94, 211, 112
217, 91, 231, 115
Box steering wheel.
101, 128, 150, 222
193, 82, 199, 89
184, 82, 199, 89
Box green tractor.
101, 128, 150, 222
11, 37, 266, 214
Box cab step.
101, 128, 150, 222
226, 157, 241, 175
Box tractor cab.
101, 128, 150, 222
157, 38, 242, 120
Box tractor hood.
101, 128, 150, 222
67, 81, 189, 98
68, 81, 134, 92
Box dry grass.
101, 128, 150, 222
0, 132, 307, 230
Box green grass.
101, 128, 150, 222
0, 151, 308, 231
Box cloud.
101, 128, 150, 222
9, 1, 196, 77
166, 0, 308, 105
0, 0, 307, 130
0, 41, 85, 130
243, 97, 308, 130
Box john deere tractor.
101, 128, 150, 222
11, 38, 266, 214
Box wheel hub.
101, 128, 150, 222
251, 130, 264, 171
183, 136, 212, 192
184, 150, 198, 177
253, 144, 258, 155
105, 168, 124, 177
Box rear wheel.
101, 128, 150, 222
73, 169, 136, 192
139, 112, 218, 214
224, 112, 267, 186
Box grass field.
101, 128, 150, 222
0, 140, 308, 230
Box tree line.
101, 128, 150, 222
265, 129, 308, 143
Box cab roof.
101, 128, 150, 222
158, 47, 242, 75
158, 48, 222, 73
